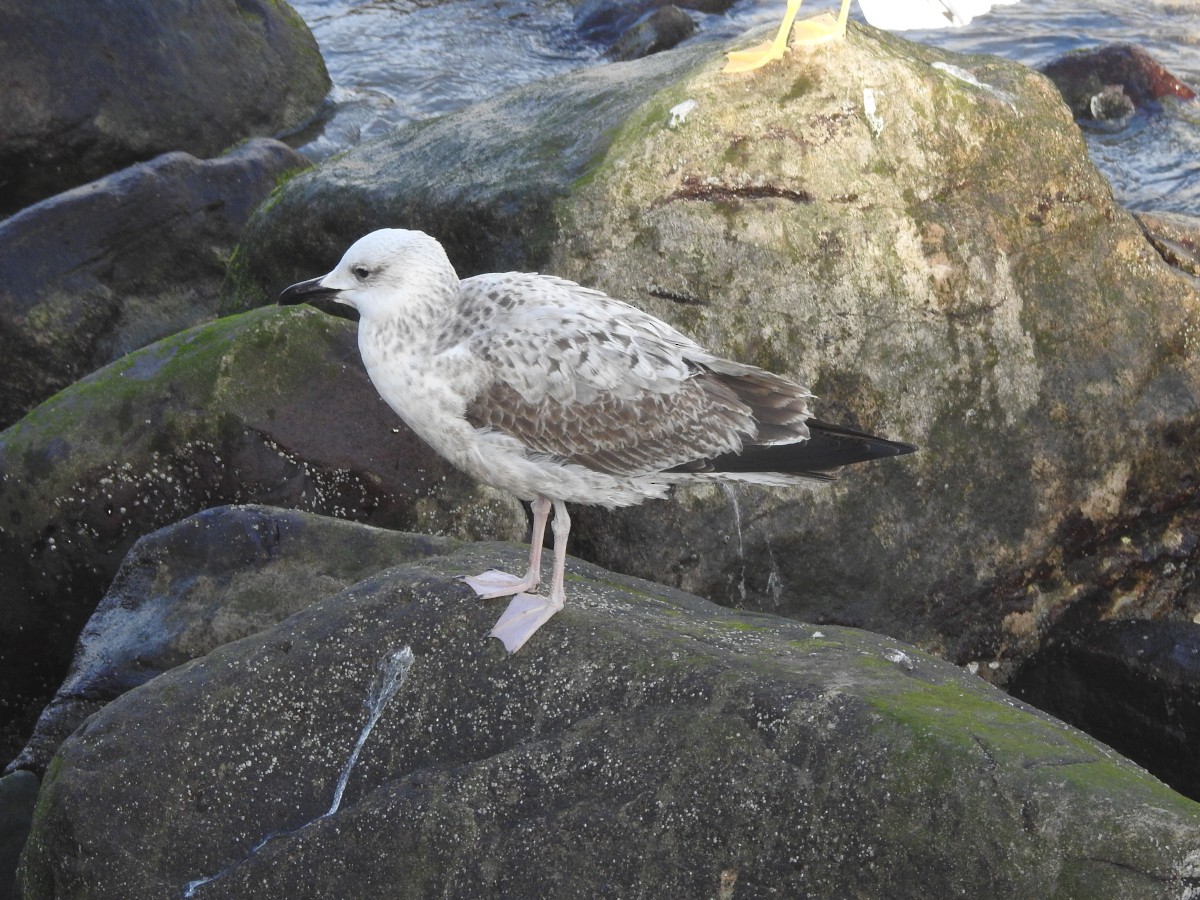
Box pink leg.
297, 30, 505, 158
462, 495, 550, 599
544, 499, 569, 612
488, 498, 570, 653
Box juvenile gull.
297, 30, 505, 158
279, 229, 916, 653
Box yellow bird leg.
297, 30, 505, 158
723, 0, 805, 73
789, 0, 851, 44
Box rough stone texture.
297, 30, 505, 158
575, 0, 731, 41
17, 532, 1200, 899
1136, 209, 1200, 278
225, 43, 715, 306
0, 139, 311, 429
0, 307, 524, 765
0, 771, 36, 900
0, 0, 329, 216
231, 28, 1200, 690
1039, 43, 1196, 121
542, 29, 1200, 680
8, 505, 459, 777
1010, 619, 1200, 802
607, 6, 698, 62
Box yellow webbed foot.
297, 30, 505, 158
723, 0, 804, 74
789, 10, 848, 45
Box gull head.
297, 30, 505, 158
278, 229, 458, 319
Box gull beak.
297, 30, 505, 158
278, 276, 339, 306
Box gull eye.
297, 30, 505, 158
351, 265, 370, 280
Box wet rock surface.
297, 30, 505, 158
1136, 209, 1200, 279
0, 771, 36, 900
1010, 619, 1200, 801
17, 520, 1200, 898
0, 308, 524, 765
606, 6, 698, 62
1039, 43, 1196, 122
0, 0, 329, 216
0, 139, 310, 429
7, 505, 460, 777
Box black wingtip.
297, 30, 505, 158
804, 418, 916, 458
680, 418, 916, 479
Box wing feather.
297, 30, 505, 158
455, 272, 815, 477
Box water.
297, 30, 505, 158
288, 0, 1200, 214
288, 0, 600, 159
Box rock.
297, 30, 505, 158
1087, 84, 1135, 122
229, 28, 1200, 687
0, 0, 329, 216
224, 43, 716, 300
0, 307, 524, 764
0, 771, 37, 900
17, 536, 1200, 898
607, 6, 698, 62
576, 0, 730, 43
1135, 209, 1200, 278
0, 139, 311, 429
8, 505, 460, 776
547, 31, 1200, 680
1010, 620, 1200, 802
1039, 44, 1196, 122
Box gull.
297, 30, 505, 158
724, 0, 1021, 74
279, 229, 916, 653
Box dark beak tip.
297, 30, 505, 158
277, 277, 337, 307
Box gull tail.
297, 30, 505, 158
672, 418, 917, 481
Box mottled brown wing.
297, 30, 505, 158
465, 370, 766, 476
457, 272, 814, 475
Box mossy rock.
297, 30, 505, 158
542, 27, 1200, 679
17, 529, 1200, 898
0, 307, 523, 763
224, 43, 715, 306
0, 140, 311, 428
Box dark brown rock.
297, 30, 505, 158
0, 0, 329, 215
0, 139, 311, 429
1040, 43, 1196, 121
607, 6, 697, 62
18, 532, 1200, 898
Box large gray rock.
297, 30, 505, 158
0, 308, 524, 764
0, 771, 36, 900
16, 529, 1200, 898
228, 26, 1200, 688
8, 505, 459, 776
0, 0, 329, 215
225, 43, 715, 302
0, 139, 311, 429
